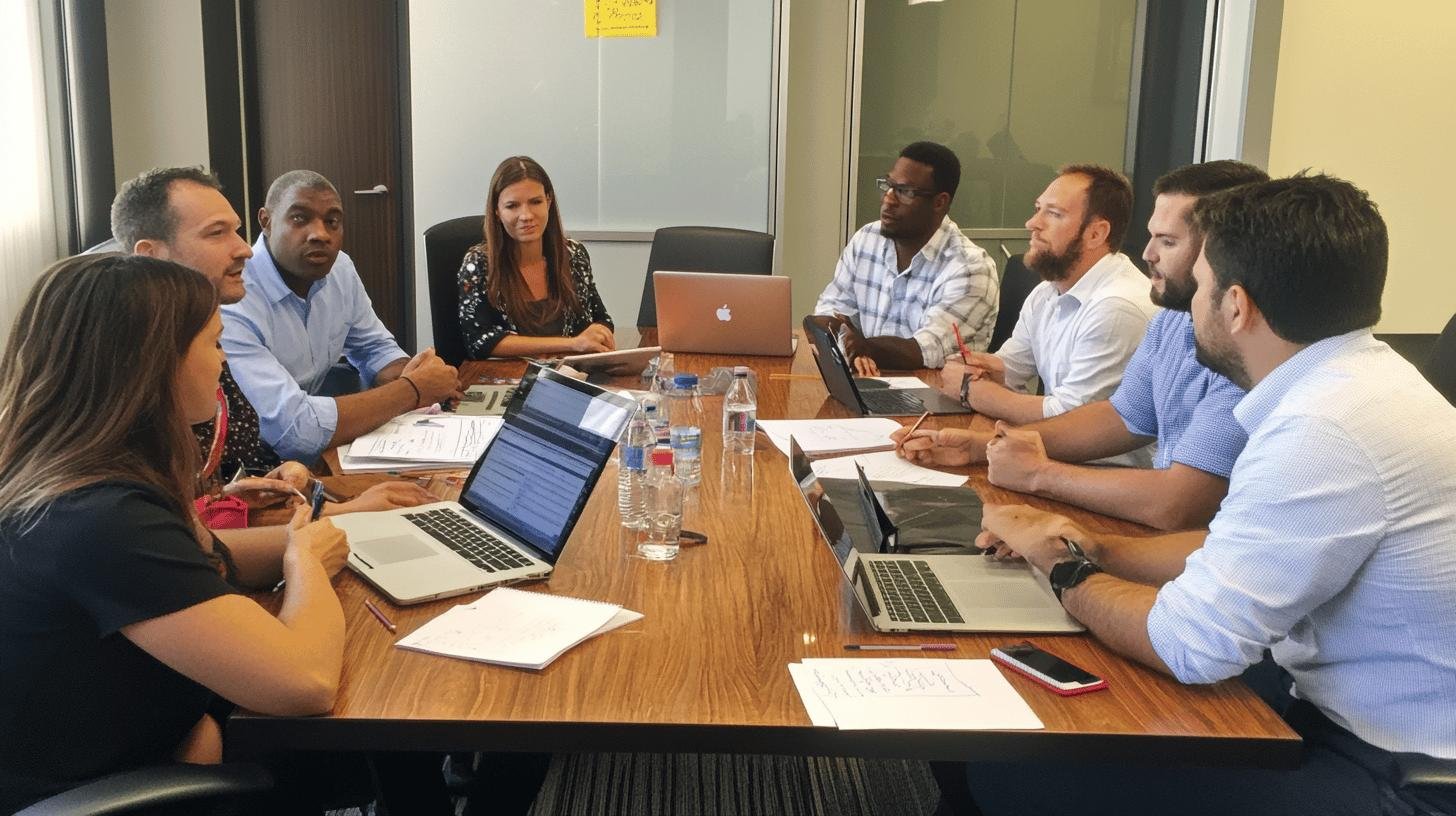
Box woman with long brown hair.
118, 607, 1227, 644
0, 254, 349, 812
458, 156, 615, 358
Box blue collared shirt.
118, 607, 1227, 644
1108, 309, 1248, 476
221, 237, 407, 461
813, 216, 999, 367
1147, 330, 1456, 758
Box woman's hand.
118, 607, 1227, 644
285, 505, 350, 579
570, 323, 616, 353
219, 460, 313, 509
326, 481, 436, 515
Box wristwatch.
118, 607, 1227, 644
1048, 536, 1102, 603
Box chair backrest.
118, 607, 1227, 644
1424, 313, 1456, 406
989, 253, 1039, 353
636, 226, 775, 328
423, 215, 484, 365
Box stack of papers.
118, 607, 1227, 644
757, 418, 903, 457
810, 450, 967, 488
787, 658, 1043, 730
338, 413, 502, 473
397, 587, 643, 670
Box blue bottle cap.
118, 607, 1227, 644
673, 373, 699, 387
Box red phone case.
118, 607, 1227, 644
990, 649, 1109, 696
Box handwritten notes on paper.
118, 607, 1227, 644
788, 659, 1043, 731
757, 418, 903, 457
585, 0, 657, 38
810, 451, 968, 488
338, 414, 503, 473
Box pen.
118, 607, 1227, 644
951, 323, 971, 365
844, 644, 956, 652
414, 419, 443, 427
364, 599, 397, 633
898, 411, 931, 449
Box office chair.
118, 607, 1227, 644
1423, 313, 1456, 406
15, 763, 272, 816
988, 253, 1038, 353
423, 215, 485, 366
635, 226, 775, 329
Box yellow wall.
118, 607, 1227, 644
1266, 1, 1456, 333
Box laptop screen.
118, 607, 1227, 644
459, 366, 632, 561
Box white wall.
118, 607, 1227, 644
105, 0, 210, 185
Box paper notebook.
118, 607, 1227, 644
396, 587, 643, 670
757, 418, 903, 457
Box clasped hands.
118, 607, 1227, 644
223, 460, 435, 515
890, 419, 1049, 493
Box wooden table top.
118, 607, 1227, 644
229, 336, 1300, 767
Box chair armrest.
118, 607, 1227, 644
15, 763, 273, 816
1394, 752, 1456, 791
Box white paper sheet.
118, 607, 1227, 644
867, 376, 936, 390
810, 451, 967, 488
792, 659, 1043, 731
787, 663, 839, 727
345, 415, 503, 464
757, 418, 903, 457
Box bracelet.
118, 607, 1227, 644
400, 374, 422, 408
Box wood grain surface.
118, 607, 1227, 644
229, 335, 1300, 767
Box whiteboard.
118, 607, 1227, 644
410, 0, 779, 234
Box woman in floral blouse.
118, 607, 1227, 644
457, 156, 615, 358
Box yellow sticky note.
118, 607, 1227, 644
585, 0, 657, 39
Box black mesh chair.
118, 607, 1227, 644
423, 215, 484, 366
1424, 313, 1456, 406
988, 253, 1039, 353
15, 763, 273, 815
635, 226, 775, 329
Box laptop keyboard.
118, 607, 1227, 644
861, 387, 927, 415
869, 560, 965, 624
402, 509, 535, 573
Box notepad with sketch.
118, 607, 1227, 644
395, 587, 643, 670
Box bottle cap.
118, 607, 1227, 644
733, 365, 750, 376
651, 449, 674, 466
673, 373, 699, 388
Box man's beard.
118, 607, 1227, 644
1026, 235, 1083, 282
1150, 264, 1197, 311
1194, 329, 1252, 389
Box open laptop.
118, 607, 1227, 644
788, 437, 1082, 633
655, 271, 794, 356
333, 365, 634, 604
801, 316, 971, 416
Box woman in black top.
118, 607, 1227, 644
458, 156, 615, 358
0, 254, 349, 812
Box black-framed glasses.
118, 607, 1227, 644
876, 176, 935, 205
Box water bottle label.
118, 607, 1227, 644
726, 413, 755, 433
623, 447, 647, 471
669, 426, 702, 456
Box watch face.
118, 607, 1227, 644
1061, 536, 1087, 559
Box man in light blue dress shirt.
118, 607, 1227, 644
966, 175, 1456, 815
222, 170, 464, 462
896, 161, 1269, 530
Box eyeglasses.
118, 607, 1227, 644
876, 176, 936, 205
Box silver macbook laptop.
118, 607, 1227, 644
655, 271, 794, 356
333, 365, 634, 605
801, 316, 971, 417
788, 437, 1082, 633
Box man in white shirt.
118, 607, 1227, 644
965, 174, 1456, 816
810, 141, 999, 375
941, 165, 1156, 456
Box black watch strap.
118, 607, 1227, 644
960, 372, 973, 407
1049, 537, 1102, 602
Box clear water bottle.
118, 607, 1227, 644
648, 353, 674, 443
722, 365, 757, 456
640, 448, 683, 561
668, 373, 703, 485
616, 403, 653, 530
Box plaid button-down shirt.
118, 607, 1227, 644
813, 217, 999, 367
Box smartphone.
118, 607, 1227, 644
307, 479, 327, 521
990, 641, 1108, 696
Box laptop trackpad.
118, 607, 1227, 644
355, 535, 440, 565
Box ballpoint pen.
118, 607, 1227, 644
843, 644, 956, 652
364, 599, 398, 633
896, 411, 931, 450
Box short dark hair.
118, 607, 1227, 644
1153, 160, 1270, 210
1059, 163, 1133, 250
1193, 173, 1387, 344
263, 169, 340, 214
900, 141, 961, 201
110, 166, 223, 250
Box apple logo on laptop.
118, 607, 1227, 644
716, 303, 732, 322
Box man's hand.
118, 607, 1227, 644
890, 426, 991, 466
401, 347, 464, 406
962, 351, 1005, 385
938, 359, 970, 399
985, 421, 1051, 493
328, 481, 436, 515
976, 504, 1092, 573
570, 323, 616, 354
827, 312, 880, 376
284, 506, 350, 578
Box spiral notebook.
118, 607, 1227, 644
395, 587, 643, 670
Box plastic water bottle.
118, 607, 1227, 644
648, 353, 675, 443
668, 373, 703, 485
640, 448, 683, 561
722, 365, 757, 456
616, 403, 653, 530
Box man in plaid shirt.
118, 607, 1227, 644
811, 141, 999, 376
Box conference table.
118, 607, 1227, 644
228, 336, 1300, 769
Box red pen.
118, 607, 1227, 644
951, 324, 971, 364
364, 599, 397, 633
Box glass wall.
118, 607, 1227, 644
854, 0, 1140, 248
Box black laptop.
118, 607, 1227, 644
801, 316, 972, 417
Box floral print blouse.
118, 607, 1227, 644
457, 238, 614, 359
